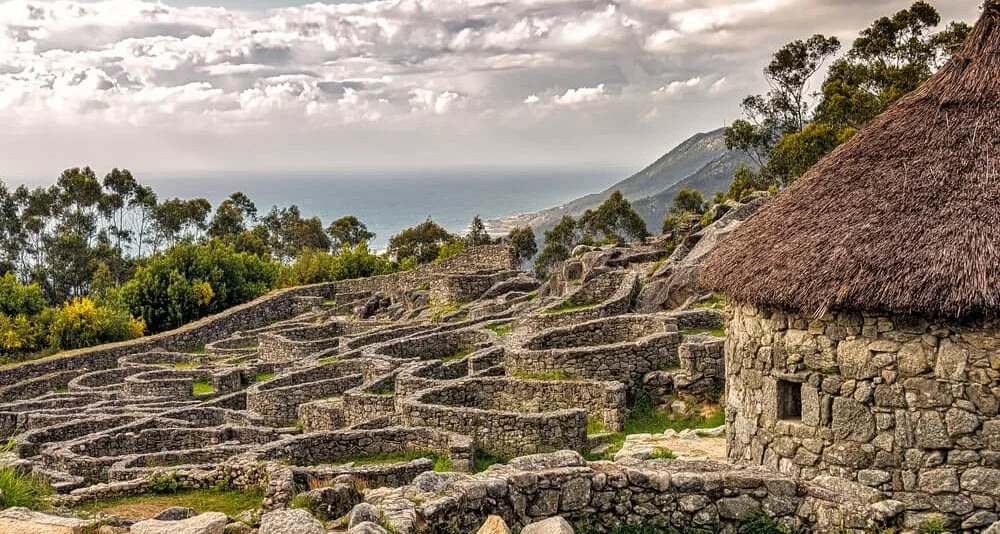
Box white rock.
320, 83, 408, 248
521, 516, 574, 534
130, 512, 228, 534
259, 509, 324, 534
0, 507, 95, 534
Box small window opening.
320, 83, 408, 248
778, 380, 802, 421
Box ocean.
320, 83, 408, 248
147, 169, 626, 250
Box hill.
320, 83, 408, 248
486, 128, 753, 235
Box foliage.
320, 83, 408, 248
327, 215, 375, 249
192, 380, 214, 396
509, 369, 578, 381
505, 226, 538, 267
148, 472, 181, 494
473, 447, 510, 473
0, 273, 45, 317
261, 205, 331, 262
579, 190, 648, 244
487, 323, 512, 337
724, 1, 970, 194
122, 241, 279, 333
917, 518, 945, 534
0, 465, 51, 510
669, 188, 708, 217
45, 296, 145, 351
534, 215, 578, 278
741, 514, 801, 534
436, 239, 466, 261
388, 218, 455, 264
465, 215, 494, 247
254, 372, 276, 382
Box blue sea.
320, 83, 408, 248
147, 168, 626, 250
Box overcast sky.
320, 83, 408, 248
0, 0, 982, 182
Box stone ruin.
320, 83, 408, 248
0, 240, 933, 533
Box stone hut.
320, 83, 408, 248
701, 3, 1000, 527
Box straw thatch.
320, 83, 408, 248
700, 2, 1000, 319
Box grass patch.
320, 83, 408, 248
323, 299, 337, 305
192, 380, 215, 396
679, 327, 726, 338
337, 450, 451, 472
318, 356, 341, 365
741, 514, 801, 534
254, 372, 276, 383
510, 369, 579, 381
541, 301, 599, 315
440, 346, 475, 362
74, 488, 263, 520
473, 447, 510, 473
172, 362, 200, 369
646, 258, 669, 277
589, 396, 725, 460
648, 447, 676, 460
587, 418, 608, 435
432, 303, 462, 321
0, 465, 51, 510
486, 323, 512, 337
52, 386, 69, 394
691, 293, 727, 310
185, 345, 206, 355
368, 381, 395, 396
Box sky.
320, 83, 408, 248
0, 0, 982, 182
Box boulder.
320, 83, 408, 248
259, 509, 324, 534
506, 451, 585, 471
0, 507, 96, 534
153, 507, 197, 521
131, 512, 228, 534
348, 521, 389, 534
348, 503, 382, 529
476, 515, 512, 534
298, 482, 362, 520
521, 516, 574, 534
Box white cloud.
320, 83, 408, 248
0, 0, 983, 177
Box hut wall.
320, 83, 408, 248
726, 304, 1000, 530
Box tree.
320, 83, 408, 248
534, 215, 578, 278
122, 242, 279, 332
154, 198, 212, 248
262, 205, 331, 262
209, 192, 258, 240
388, 218, 454, 264
465, 215, 493, 247
327, 215, 375, 250
578, 190, 648, 244
99, 168, 139, 251
506, 226, 537, 267
668, 188, 707, 217
725, 35, 841, 167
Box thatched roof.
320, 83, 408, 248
700, 2, 1000, 319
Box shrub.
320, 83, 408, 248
148, 472, 180, 494
45, 297, 145, 351
0, 273, 45, 317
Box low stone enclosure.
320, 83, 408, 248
0, 243, 959, 533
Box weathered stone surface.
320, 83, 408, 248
919, 468, 960, 494
716, 495, 760, 520
831, 398, 875, 441
0, 508, 94, 534
259, 509, 324, 534
521, 517, 574, 534
153, 507, 197, 521
476, 515, 512, 534
131, 513, 228, 534
348, 522, 390, 534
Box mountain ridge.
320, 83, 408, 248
485, 128, 752, 236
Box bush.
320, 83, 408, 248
0, 273, 45, 317
123, 242, 280, 332
278, 243, 394, 288
0, 313, 44, 358
45, 297, 145, 351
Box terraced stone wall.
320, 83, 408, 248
727, 303, 1000, 530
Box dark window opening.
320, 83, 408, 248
778, 380, 802, 421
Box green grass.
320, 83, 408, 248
173, 362, 200, 369
486, 323, 512, 337
192, 380, 215, 396
679, 327, 726, 338
323, 299, 337, 305
337, 450, 451, 472
52, 386, 69, 394
432, 303, 462, 321
440, 346, 475, 362
691, 293, 727, 310
587, 418, 608, 435
742, 514, 801, 534
646, 258, 669, 277
368, 381, 395, 396
254, 372, 276, 383
473, 447, 510, 473
75, 488, 263, 518
510, 369, 579, 381
541, 301, 599, 315
318, 356, 341, 365
918, 518, 946, 534
185, 345, 206, 355
648, 447, 676, 460
587, 396, 725, 460
0, 465, 51, 510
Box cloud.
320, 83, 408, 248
0, 0, 983, 177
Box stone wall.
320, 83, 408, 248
363, 451, 896, 534
428, 271, 519, 306
507, 315, 680, 391
516, 272, 639, 334
726, 303, 1000, 530
398, 378, 590, 457
332, 245, 516, 296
